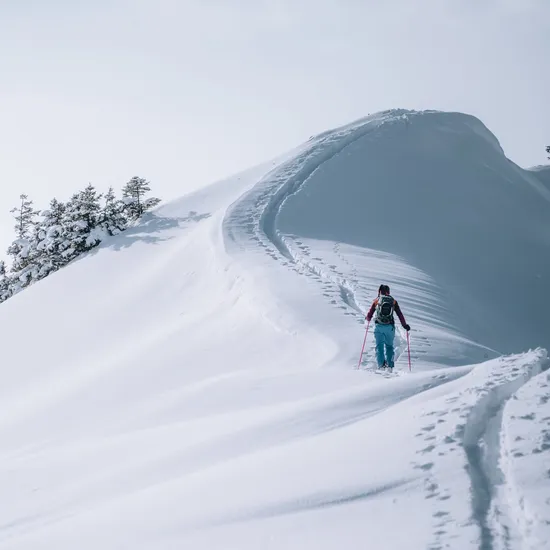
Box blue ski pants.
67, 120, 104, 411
374, 323, 395, 367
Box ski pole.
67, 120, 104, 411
357, 319, 370, 369
407, 330, 411, 371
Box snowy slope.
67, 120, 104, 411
275, 110, 550, 355
0, 109, 548, 550
529, 164, 550, 191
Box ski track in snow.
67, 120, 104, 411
223, 113, 408, 359
1, 109, 549, 550
221, 111, 550, 548
224, 115, 386, 309
499, 366, 550, 549
223, 110, 489, 372
408, 350, 549, 550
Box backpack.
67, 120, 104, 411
376, 295, 395, 324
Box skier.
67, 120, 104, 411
365, 284, 410, 370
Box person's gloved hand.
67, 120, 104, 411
404, 324, 411, 331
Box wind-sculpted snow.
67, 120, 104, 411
224, 109, 496, 367
529, 164, 550, 191
276, 111, 550, 355
390, 348, 548, 550
500, 367, 550, 549
0, 109, 548, 550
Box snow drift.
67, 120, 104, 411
274, 110, 550, 355
0, 109, 548, 550
529, 164, 550, 190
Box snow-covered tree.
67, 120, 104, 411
122, 176, 160, 220
0, 260, 10, 302
101, 187, 128, 236
7, 237, 41, 291
6, 194, 40, 290
34, 198, 67, 277
60, 184, 104, 261
546, 145, 549, 159
0, 179, 160, 306
11, 194, 39, 239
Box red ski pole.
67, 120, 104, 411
357, 319, 370, 369
407, 330, 411, 371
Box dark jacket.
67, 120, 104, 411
366, 295, 407, 328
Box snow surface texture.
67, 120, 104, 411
529, 164, 550, 191
0, 109, 548, 549
275, 110, 550, 356
501, 369, 550, 549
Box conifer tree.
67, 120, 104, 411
61, 185, 103, 260
101, 187, 128, 235
122, 176, 160, 220
11, 194, 39, 239
0, 179, 160, 305
0, 260, 10, 302
7, 194, 40, 289
35, 198, 67, 277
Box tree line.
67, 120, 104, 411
0, 176, 160, 304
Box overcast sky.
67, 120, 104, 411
0, 0, 548, 249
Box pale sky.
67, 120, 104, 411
1, 1, 548, 250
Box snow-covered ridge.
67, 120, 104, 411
529, 164, 550, 190
273, 109, 550, 355
0, 109, 548, 549
224, 108, 550, 362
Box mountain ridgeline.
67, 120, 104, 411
276, 110, 550, 356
